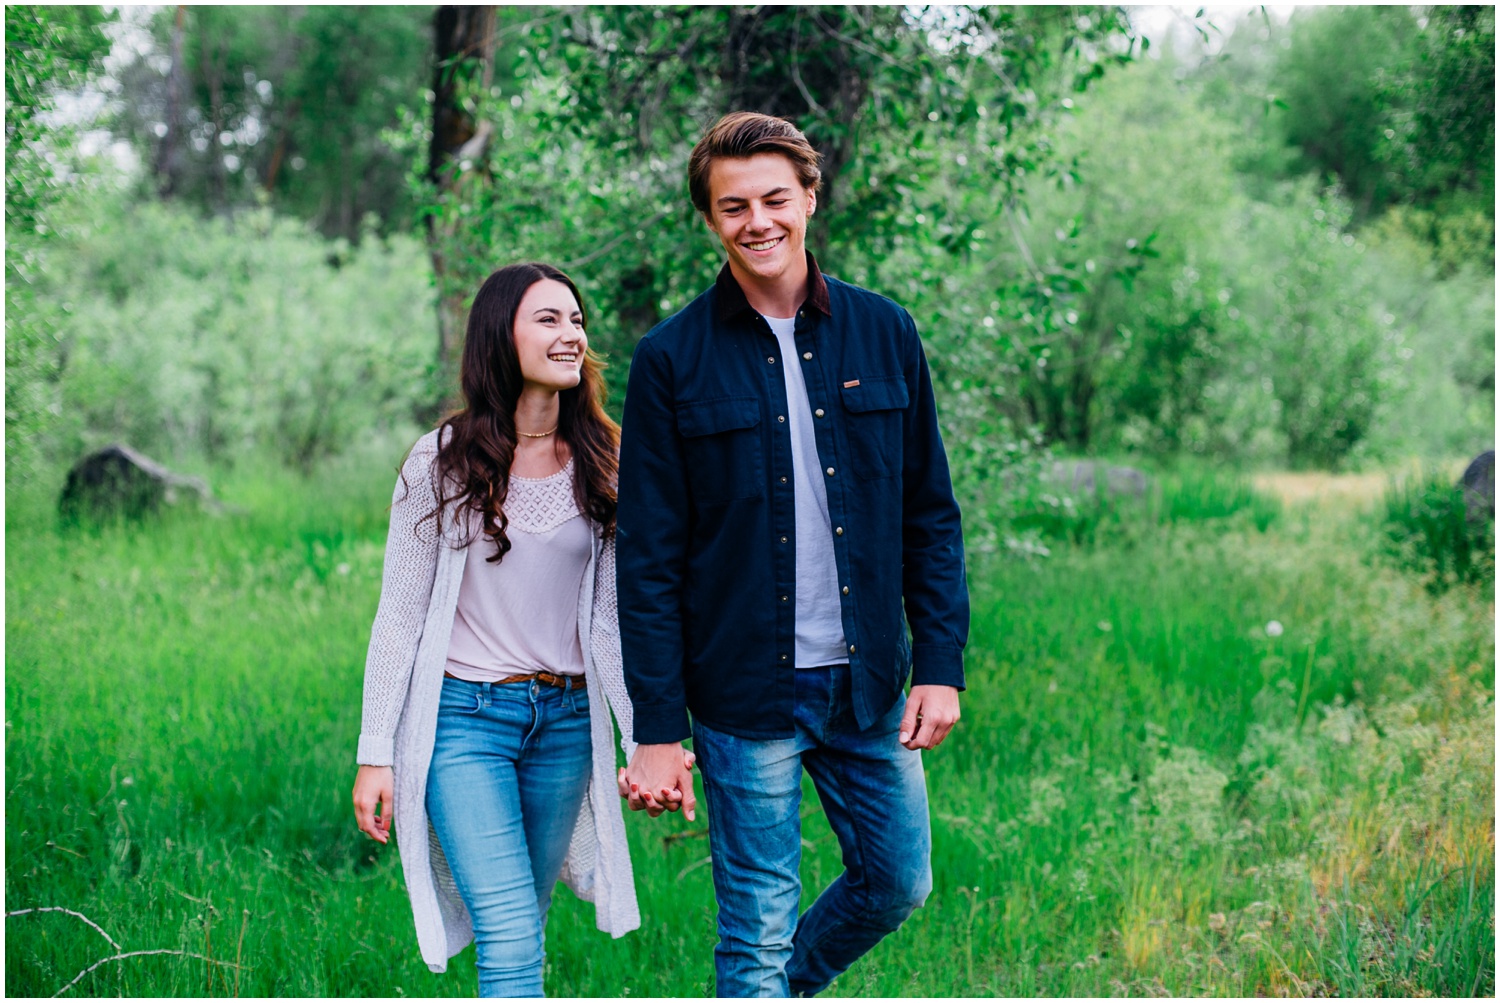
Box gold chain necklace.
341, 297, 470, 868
517, 426, 558, 439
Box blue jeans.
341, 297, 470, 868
426, 676, 592, 997
691, 664, 934, 997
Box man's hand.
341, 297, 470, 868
617, 743, 697, 820
899, 685, 960, 751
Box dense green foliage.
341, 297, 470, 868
6, 6, 1492, 482
6, 5, 115, 476
1277, 7, 1494, 245
6, 459, 1492, 996
7, 180, 433, 475
113, 6, 430, 237
417, 7, 1138, 357
1201, 6, 1494, 275
1376, 471, 1496, 592
4, 5, 113, 234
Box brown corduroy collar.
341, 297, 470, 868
712, 251, 832, 323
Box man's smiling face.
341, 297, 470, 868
704, 152, 816, 295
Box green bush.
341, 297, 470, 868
9, 180, 435, 475
1376, 472, 1495, 592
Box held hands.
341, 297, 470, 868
617, 743, 698, 821
352, 764, 395, 844
900, 685, 961, 751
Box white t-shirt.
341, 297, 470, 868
766, 314, 849, 667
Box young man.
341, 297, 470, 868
615, 112, 970, 997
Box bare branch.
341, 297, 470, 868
52, 950, 247, 998
7, 908, 121, 952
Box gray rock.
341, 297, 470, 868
1045, 460, 1151, 499
1460, 449, 1495, 521
59, 444, 217, 522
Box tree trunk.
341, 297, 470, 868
427, 5, 497, 408
260, 9, 307, 197
261, 99, 299, 193
153, 5, 187, 197
199, 30, 228, 210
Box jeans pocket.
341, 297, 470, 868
438, 679, 483, 715
569, 688, 591, 716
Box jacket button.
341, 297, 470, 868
781, 654, 788, 661
826, 467, 835, 476
780, 595, 788, 602
767, 356, 776, 364
834, 526, 843, 536
780, 535, 788, 543
778, 415, 786, 423
803, 351, 813, 360
814, 408, 825, 418
780, 476, 788, 484
849, 644, 856, 654
842, 586, 850, 595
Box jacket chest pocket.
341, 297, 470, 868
840, 375, 908, 480
676, 396, 765, 505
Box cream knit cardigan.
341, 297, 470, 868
356, 429, 640, 973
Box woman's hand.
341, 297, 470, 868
617, 744, 697, 820
353, 765, 395, 843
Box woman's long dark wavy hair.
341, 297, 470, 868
419, 262, 619, 562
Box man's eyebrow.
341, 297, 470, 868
716, 186, 791, 206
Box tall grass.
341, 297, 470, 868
1375, 469, 1496, 592
5, 451, 1492, 996
1007, 463, 1282, 547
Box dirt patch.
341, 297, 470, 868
1252, 460, 1468, 509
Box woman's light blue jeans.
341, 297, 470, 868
426, 675, 592, 998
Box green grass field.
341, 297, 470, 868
6, 444, 1493, 997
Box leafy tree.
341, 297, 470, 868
419, 6, 1140, 390
1274, 6, 1493, 259
995, 56, 1238, 452
1378, 7, 1495, 207
1276, 6, 1412, 219
5, 4, 113, 233
6, 5, 113, 475
116, 6, 430, 238
1222, 182, 1400, 468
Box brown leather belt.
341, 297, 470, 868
443, 669, 586, 690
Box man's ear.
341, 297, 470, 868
806, 188, 817, 217
701, 210, 718, 234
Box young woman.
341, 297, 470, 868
351, 263, 677, 996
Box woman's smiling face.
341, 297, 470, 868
512, 278, 587, 395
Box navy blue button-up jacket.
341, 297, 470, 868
616, 255, 969, 743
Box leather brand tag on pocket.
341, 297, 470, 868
843, 379, 861, 388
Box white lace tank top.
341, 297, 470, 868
444, 460, 593, 680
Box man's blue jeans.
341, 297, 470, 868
691, 664, 934, 997
426, 676, 592, 998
